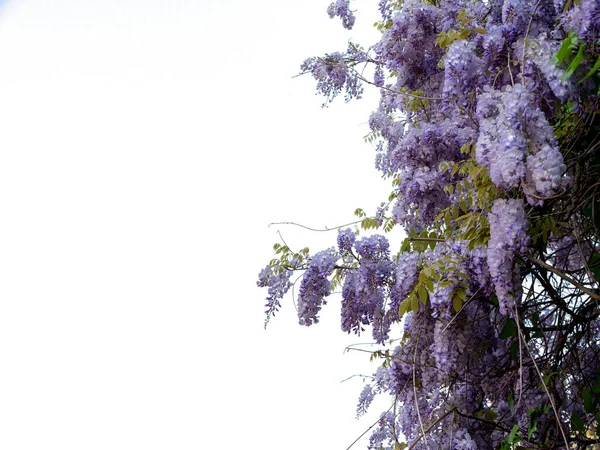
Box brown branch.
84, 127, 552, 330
527, 256, 600, 301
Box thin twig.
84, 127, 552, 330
512, 304, 524, 416
528, 256, 600, 301
409, 237, 446, 243
407, 408, 457, 450
269, 220, 362, 232
514, 305, 570, 449
507, 52, 515, 86
276, 230, 294, 254
345, 404, 394, 450
344, 342, 382, 352
353, 70, 444, 101
412, 333, 431, 450
521, 0, 544, 84
340, 374, 375, 383
440, 288, 481, 333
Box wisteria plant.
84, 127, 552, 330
258, 0, 600, 448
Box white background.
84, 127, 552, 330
0, 1, 400, 448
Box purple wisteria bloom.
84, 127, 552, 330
487, 199, 530, 316
297, 248, 338, 326
327, 0, 356, 30
337, 228, 355, 254
257, 265, 293, 326
300, 52, 363, 105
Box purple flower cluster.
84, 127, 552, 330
367, 412, 397, 450
354, 234, 390, 260
257, 265, 293, 325
337, 228, 355, 254
487, 199, 529, 316
502, 0, 532, 38
368, 109, 404, 151
476, 84, 568, 203
391, 166, 451, 231
395, 251, 420, 299
374, 0, 443, 91
341, 235, 394, 343
327, 0, 356, 30
373, 65, 385, 87
300, 53, 363, 106
297, 248, 338, 326
375, 202, 388, 227
443, 40, 484, 106
360, 297, 517, 448
482, 25, 506, 64
374, 115, 476, 229
528, 35, 572, 101
564, 0, 600, 41
524, 144, 569, 202
356, 384, 375, 418
451, 428, 478, 449
378, 0, 394, 20
476, 85, 529, 189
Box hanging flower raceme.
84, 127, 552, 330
297, 248, 338, 326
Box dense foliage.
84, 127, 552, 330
258, 0, 600, 448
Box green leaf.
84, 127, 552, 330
583, 387, 595, 414
509, 341, 519, 361
426, 279, 434, 292
579, 54, 600, 83
499, 318, 518, 339
444, 210, 452, 227
452, 205, 459, 220
562, 43, 586, 80
452, 295, 462, 312
452, 288, 465, 312
542, 221, 548, 244
590, 252, 600, 283
410, 293, 419, 312
418, 285, 428, 304
452, 162, 460, 176
554, 31, 578, 65
593, 375, 600, 393
508, 424, 520, 444
460, 142, 472, 154
399, 298, 411, 316
421, 267, 434, 279
528, 415, 538, 440
571, 412, 586, 433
